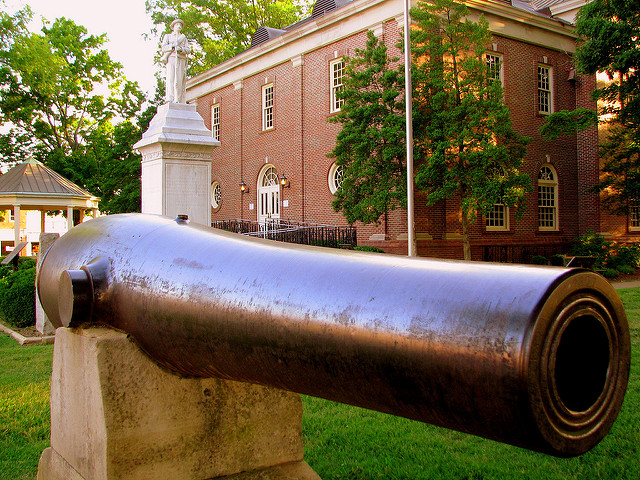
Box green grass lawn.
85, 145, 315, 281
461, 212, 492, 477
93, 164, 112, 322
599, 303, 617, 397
1, 288, 639, 479
0, 336, 53, 480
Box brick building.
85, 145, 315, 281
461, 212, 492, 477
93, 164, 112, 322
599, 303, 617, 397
186, 0, 633, 260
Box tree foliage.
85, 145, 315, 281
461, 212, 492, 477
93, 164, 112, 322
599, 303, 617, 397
146, 0, 312, 74
331, 0, 530, 259
544, 0, 640, 214
411, 0, 530, 260
0, 4, 151, 214
329, 31, 406, 225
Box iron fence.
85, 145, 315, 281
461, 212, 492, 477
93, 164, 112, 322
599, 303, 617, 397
212, 219, 357, 249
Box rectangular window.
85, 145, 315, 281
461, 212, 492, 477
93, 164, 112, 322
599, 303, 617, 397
330, 59, 345, 113
486, 54, 503, 86
211, 104, 220, 140
538, 185, 557, 230
262, 84, 274, 131
538, 65, 553, 114
486, 203, 509, 231
630, 200, 640, 231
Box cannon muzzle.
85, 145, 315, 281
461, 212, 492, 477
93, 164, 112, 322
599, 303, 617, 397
38, 214, 630, 457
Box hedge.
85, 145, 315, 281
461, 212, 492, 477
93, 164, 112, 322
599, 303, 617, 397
0, 258, 36, 329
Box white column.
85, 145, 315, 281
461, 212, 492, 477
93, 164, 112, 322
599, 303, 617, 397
13, 204, 20, 249
67, 206, 73, 231
41, 210, 46, 233
92, 208, 99, 219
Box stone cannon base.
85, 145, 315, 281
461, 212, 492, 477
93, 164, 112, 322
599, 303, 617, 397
37, 327, 320, 480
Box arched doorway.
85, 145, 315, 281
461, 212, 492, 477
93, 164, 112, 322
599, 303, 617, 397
257, 165, 280, 226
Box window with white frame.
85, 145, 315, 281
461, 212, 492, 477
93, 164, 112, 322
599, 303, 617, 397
537, 65, 553, 114
330, 58, 345, 113
328, 163, 344, 193
486, 54, 503, 86
262, 83, 274, 131
630, 200, 640, 231
538, 165, 558, 230
486, 203, 509, 231
211, 104, 220, 140
211, 181, 222, 209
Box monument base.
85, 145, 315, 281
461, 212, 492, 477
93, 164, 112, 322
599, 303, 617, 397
37, 327, 321, 480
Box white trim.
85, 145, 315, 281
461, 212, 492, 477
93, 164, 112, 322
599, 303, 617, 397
486, 203, 510, 231
537, 64, 554, 115
328, 163, 344, 194
262, 83, 274, 131
187, 0, 577, 102
538, 164, 559, 231
211, 181, 222, 209
486, 53, 504, 87
211, 103, 220, 140
330, 58, 346, 113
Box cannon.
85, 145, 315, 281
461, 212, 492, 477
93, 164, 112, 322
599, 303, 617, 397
37, 214, 630, 458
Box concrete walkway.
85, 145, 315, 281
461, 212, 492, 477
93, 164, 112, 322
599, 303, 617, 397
611, 280, 640, 290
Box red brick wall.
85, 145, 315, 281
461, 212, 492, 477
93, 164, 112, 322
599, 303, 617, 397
195, 21, 604, 260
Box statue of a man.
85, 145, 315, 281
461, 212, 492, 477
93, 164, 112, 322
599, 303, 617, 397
161, 19, 191, 103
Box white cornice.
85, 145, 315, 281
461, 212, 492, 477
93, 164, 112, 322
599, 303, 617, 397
187, 0, 577, 101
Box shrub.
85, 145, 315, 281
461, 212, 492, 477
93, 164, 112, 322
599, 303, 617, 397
354, 246, 385, 253
531, 255, 548, 265
602, 268, 620, 279
0, 266, 36, 329
617, 265, 636, 275
550, 254, 566, 266
607, 244, 640, 269
569, 231, 611, 268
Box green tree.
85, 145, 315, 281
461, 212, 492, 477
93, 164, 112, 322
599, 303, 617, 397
0, 8, 148, 213
573, 0, 640, 215
146, 0, 312, 74
412, 0, 530, 260
330, 0, 530, 260
329, 31, 407, 225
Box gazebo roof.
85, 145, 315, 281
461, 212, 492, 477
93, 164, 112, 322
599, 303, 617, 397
0, 159, 99, 210
0, 159, 94, 197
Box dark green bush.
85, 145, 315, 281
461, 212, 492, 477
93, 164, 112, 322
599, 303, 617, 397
0, 266, 36, 329
569, 231, 612, 269
607, 244, 640, 269
602, 268, 620, 279
354, 246, 385, 253
550, 254, 566, 266
617, 265, 636, 275
531, 255, 548, 265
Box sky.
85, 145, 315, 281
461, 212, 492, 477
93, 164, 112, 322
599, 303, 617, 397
7, 0, 160, 95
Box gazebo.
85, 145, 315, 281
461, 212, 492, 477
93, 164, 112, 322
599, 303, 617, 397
0, 159, 99, 253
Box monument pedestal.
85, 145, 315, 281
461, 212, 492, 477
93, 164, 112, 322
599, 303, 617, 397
134, 102, 219, 226
37, 327, 320, 480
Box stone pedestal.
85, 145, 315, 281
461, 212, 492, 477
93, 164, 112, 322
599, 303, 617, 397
35, 232, 59, 335
37, 327, 320, 480
134, 102, 219, 226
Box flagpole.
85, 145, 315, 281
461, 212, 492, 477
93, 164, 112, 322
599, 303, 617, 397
404, 0, 417, 257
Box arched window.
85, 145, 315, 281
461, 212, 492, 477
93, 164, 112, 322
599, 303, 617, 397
328, 163, 344, 194
211, 182, 222, 210
538, 165, 558, 231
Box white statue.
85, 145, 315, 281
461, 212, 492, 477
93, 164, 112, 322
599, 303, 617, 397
161, 19, 191, 103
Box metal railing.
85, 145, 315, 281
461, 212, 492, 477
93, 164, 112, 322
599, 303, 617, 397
212, 219, 357, 249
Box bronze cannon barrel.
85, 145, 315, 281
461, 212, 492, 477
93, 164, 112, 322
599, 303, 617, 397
37, 214, 630, 457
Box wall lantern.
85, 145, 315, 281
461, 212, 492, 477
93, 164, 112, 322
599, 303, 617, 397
280, 173, 291, 188
239, 180, 249, 193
